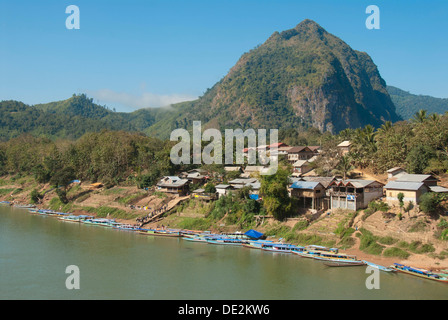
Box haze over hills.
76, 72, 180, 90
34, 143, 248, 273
1, 19, 446, 141
387, 86, 448, 120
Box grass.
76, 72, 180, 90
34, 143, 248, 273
383, 247, 410, 259
82, 206, 135, 220
176, 217, 212, 230
398, 240, 435, 254
357, 228, 385, 255
408, 219, 428, 233
117, 192, 147, 205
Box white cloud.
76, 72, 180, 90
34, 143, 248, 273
86, 88, 197, 111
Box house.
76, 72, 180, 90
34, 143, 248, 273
337, 141, 352, 156
228, 178, 259, 188
215, 184, 234, 198
393, 173, 438, 187
224, 166, 242, 173
185, 171, 207, 184
156, 176, 190, 196
301, 176, 336, 191
328, 179, 384, 211
292, 160, 313, 176
241, 166, 266, 177
192, 188, 217, 201
387, 167, 406, 180
289, 181, 327, 212
384, 181, 429, 205
287, 146, 316, 163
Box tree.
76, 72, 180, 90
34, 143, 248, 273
204, 183, 216, 194
397, 192, 404, 214
333, 155, 354, 180
419, 193, 442, 216
259, 167, 292, 220
406, 145, 436, 174
412, 109, 427, 124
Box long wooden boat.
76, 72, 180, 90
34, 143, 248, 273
242, 240, 274, 249
207, 238, 244, 246
390, 264, 448, 283
324, 261, 366, 267
363, 261, 396, 272
58, 215, 93, 223
113, 224, 141, 231
313, 252, 361, 263
261, 243, 300, 254
13, 204, 36, 209
83, 218, 120, 228
292, 250, 323, 259
138, 229, 183, 237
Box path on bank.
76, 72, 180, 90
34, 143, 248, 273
138, 195, 190, 226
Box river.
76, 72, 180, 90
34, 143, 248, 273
1, 206, 447, 300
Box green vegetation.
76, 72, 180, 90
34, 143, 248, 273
383, 247, 410, 259
387, 86, 448, 121
357, 228, 385, 255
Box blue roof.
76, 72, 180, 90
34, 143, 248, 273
290, 181, 321, 189
244, 229, 264, 239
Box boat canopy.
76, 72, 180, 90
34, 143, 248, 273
244, 229, 264, 239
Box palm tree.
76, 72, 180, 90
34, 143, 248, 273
412, 109, 427, 123
333, 155, 354, 180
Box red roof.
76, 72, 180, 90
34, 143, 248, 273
269, 142, 288, 149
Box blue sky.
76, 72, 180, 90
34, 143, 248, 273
1, 0, 447, 112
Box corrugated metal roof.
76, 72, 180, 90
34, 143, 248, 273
215, 184, 231, 189
290, 181, 321, 190
385, 181, 425, 191
430, 186, 448, 193
395, 173, 436, 182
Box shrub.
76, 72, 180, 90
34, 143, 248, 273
383, 247, 410, 259
419, 192, 442, 215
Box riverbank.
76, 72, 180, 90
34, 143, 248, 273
1, 175, 448, 272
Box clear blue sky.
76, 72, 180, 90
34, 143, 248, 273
1, 0, 447, 112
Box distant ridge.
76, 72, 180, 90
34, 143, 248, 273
387, 86, 448, 120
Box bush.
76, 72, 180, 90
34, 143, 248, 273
30, 189, 43, 204
358, 228, 384, 255
419, 192, 442, 215
383, 247, 410, 259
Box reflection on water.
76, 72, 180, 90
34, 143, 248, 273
1, 206, 447, 300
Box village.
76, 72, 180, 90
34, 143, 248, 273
153, 140, 448, 216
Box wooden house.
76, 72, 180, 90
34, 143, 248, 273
328, 179, 384, 211
287, 146, 316, 163
156, 176, 190, 196
289, 181, 327, 212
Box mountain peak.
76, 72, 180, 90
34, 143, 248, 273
295, 19, 325, 31
146, 20, 401, 137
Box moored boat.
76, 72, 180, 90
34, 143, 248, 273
261, 243, 299, 253
207, 237, 244, 246
390, 264, 448, 283
138, 229, 183, 237
312, 251, 361, 263
324, 261, 366, 267
363, 261, 396, 272
113, 224, 140, 231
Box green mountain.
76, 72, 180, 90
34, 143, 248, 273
387, 86, 448, 120
144, 19, 401, 137
0, 94, 149, 141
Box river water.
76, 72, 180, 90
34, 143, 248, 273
1, 206, 447, 300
